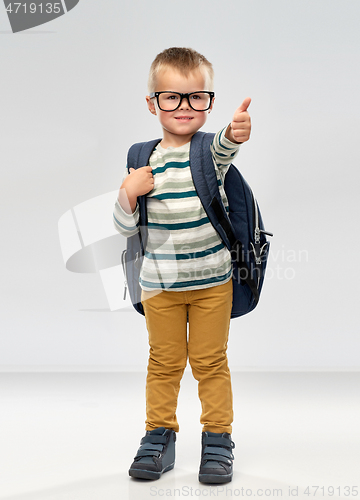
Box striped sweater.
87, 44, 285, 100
113, 126, 240, 291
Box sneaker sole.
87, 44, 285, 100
129, 462, 174, 480
198, 472, 233, 484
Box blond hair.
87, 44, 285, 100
148, 47, 214, 93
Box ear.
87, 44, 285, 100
146, 95, 157, 115
208, 96, 215, 113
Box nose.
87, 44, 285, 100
179, 95, 190, 109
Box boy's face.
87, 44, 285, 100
146, 67, 214, 147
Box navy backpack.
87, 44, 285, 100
121, 131, 272, 319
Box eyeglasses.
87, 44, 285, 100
149, 91, 215, 112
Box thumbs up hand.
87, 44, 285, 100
225, 97, 251, 144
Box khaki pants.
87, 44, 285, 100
141, 278, 233, 434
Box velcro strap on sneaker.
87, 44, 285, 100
204, 446, 234, 460
203, 436, 235, 448
140, 435, 167, 445
135, 448, 161, 458
203, 453, 233, 466
138, 443, 164, 453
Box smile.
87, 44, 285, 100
175, 117, 193, 120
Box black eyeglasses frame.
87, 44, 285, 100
149, 91, 215, 112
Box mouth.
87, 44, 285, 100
175, 116, 193, 121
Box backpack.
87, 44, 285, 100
120, 131, 272, 319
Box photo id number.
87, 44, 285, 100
6, 3, 62, 14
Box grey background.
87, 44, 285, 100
1, 0, 359, 370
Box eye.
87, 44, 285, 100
165, 93, 179, 100
191, 93, 206, 101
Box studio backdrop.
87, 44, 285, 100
1, 0, 359, 371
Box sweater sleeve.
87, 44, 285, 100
210, 126, 241, 178
113, 167, 140, 237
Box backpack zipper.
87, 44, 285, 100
121, 249, 128, 300
121, 250, 141, 300
251, 190, 273, 265
251, 191, 262, 265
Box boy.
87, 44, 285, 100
113, 47, 251, 484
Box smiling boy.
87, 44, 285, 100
113, 47, 251, 484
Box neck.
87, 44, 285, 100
160, 131, 196, 149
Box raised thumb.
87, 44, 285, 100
238, 97, 251, 113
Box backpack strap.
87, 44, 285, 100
127, 139, 162, 171
126, 139, 161, 253
190, 132, 233, 247
190, 131, 259, 304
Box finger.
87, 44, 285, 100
233, 112, 251, 124
232, 114, 250, 125
233, 132, 249, 141
129, 168, 135, 173
231, 122, 250, 134
236, 97, 251, 114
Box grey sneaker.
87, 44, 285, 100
198, 431, 235, 484
129, 427, 176, 480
